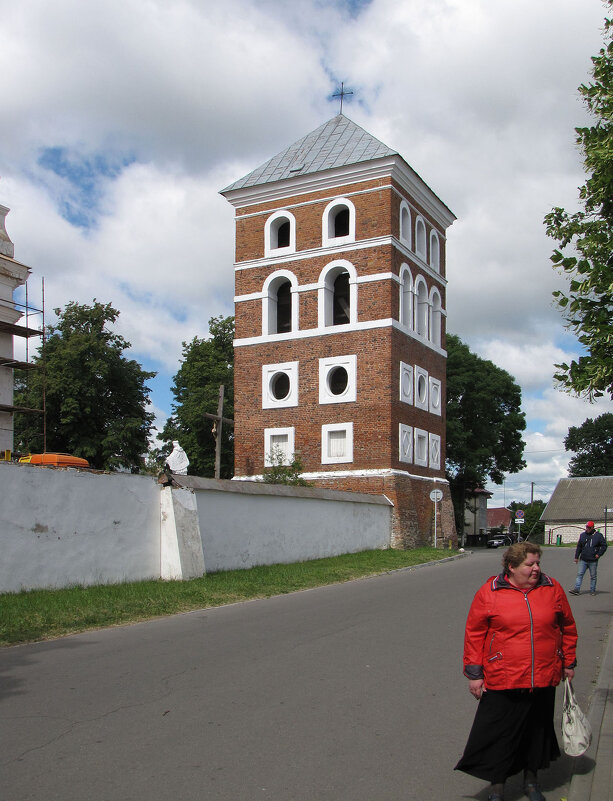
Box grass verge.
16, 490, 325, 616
0, 547, 452, 646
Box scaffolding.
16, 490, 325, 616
0, 279, 45, 459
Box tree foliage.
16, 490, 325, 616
544, 4, 613, 398
564, 412, 613, 477
445, 334, 526, 531
509, 500, 547, 543
261, 447, 312, 486
14, 300, 155, 470
160, 316, 234, 478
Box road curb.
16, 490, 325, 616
569, 616, 613, 801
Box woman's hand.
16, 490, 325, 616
468, 679, 485, 699
564, 667, 575, 680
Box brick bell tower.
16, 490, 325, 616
221, 115, 457, 548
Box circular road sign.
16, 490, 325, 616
430, 489, 443, 502
515, 509, 525, 519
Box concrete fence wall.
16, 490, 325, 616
0, 463, 393, 593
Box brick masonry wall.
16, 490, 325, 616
230, 166, 456, 547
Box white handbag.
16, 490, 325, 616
561, 678, 592, 757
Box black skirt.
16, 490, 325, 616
454, 687, 561, 784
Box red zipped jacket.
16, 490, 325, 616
463, 572, 577, 690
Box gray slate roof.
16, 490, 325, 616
540, 476, 613, 522
222, 114, 398, 193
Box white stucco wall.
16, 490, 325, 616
180, 477, 392, 573
1, 465, 393, 594
0, 462, 161, 593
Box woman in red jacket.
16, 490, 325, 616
455, 542, 577, 801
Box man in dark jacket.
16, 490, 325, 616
570, 521, 608, 596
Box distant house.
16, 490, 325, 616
487, 507, 512, 535
463, 487, 493, 547
540, 476, 613, 544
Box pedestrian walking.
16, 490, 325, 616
455, 542, 577, 801
569, 521, 607, 596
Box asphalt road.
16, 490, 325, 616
1, 548, 611, 801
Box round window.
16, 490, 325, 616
270, 372, 290, 400
328, 366, 349, 396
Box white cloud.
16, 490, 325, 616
1, 0, 611, 502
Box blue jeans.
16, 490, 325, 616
574, 559, 598, 592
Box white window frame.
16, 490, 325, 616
318, 260, 358, 328
322, 197, 356, 248
429, 433, 441, 470
399, 200, 412, 248
429, 230, 440, 272
429, 376, 442, 416
262, 361, 299, 409
415, 216, 427, 261
414, 366, 429, 411
264, 210, 296, 257
319, 354, 357, 405
264, 427, 295, 467
399, 423, 413, 464
399, 264, 413, 330
414, 276, 429, 338
429, 288, 442, 348
414, 428, 429, 467
400, 361, 414, 405
321, 422, 353, 465
262, 270, 298, 336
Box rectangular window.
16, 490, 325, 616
322, 422, 353, 464
264, 427, 295, 466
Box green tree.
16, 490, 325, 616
14, 300, 155, 470
509, 500, 547, 543
564, 412, 613, 477
261, 446, 312, 486
544, 3, 613, 398
160, 316, 234, 477
445, 334, 526, 535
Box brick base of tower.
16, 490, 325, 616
305, 472, 457, 549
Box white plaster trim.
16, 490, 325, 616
232, 468, 450, 483
321, 422, 353, 464
262, 361, 299, 409
319, 354, 357, 404
234, 235, 393, 271
231, 183, 395, 220
222, 156, 457, 230
233, 317, 448, 356
264, 426, 295, 466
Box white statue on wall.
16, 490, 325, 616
165, 441, 189, 475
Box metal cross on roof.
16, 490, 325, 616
332, 82, 353, 114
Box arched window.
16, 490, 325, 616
415, 217, 427, 261
430, 231, 440, 272
429, 288, 442, 347
414, 276, 429, 337
262, 271, 297, 335
264, 210, 296, 257
318, 261, 357, 327
333, 272, 350, 325
276, 280, 292, 333
322, 198, 356, 247
400, 201, 411, 247
399, 264, 413, 329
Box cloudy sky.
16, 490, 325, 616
1, 0, 611, 507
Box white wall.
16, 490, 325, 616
176, 476, 392, 572
0, 462, 161, 592
0, 464, 393, 594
